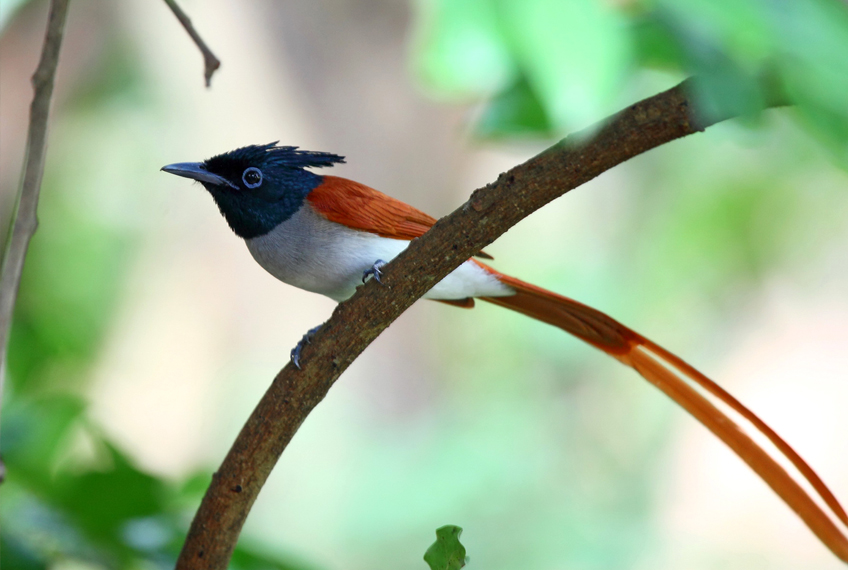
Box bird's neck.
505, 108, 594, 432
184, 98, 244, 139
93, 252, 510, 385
209, 170, 322, 239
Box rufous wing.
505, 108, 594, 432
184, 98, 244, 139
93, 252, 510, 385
306, 176, 493, 259
307, 176, 437, 240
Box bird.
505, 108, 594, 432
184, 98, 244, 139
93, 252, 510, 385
162, 142, 848, 557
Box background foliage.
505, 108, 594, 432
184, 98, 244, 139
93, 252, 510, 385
1, 0, 846, 569
415, 0, 848, 156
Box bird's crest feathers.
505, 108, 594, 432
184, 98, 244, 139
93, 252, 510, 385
205, 142, 345, 171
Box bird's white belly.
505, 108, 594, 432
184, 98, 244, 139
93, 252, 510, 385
245, 206, 512, 302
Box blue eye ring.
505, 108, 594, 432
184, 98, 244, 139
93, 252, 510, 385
242, 167, 263, 189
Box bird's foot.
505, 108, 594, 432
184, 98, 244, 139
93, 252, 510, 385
362, 259, 387, 285
291, 324, 323, 369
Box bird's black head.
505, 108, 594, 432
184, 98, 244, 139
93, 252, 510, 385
162, 142, 345, 239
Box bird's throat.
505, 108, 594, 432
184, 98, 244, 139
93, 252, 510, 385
207, 171, 322, 239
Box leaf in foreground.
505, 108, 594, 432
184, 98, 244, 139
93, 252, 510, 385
424, 525, 468, 570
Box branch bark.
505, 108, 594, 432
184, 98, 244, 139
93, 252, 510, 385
175, 79, 737, 568
163, 0, 221, 87
0, 0, 71, 475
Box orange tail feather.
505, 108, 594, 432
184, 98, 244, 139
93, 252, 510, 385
480, 271, 848, 562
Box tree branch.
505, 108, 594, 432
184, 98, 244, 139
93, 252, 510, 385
0, 0, 71, 480
175, 79, 741, 568
163, 0, 220, 87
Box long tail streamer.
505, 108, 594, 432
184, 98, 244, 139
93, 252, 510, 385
480, 270, 848, 562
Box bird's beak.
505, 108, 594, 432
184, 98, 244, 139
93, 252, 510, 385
161, 162, 239, 189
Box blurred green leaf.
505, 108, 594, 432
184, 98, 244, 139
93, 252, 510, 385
658, 0, 773, 64
1, 395, 86, 488
424, 525, 468, 570
0, 487, 109, 567
657, 5, 765, 124
412, 0, 848, 159
230, 542, 318, 570
414, 0, 631, 132
656, 0, 848, 158
0, 534, 49, 570
475, 76, 553, 138
413, 0, 516, 95
52, 443, 168, 552
500, 0, 630, 131
173, 470, 214, 506
7, 177, 131, 395
630, 14, 687, 71
772, 0, 848, 162
71, 32, 149, 111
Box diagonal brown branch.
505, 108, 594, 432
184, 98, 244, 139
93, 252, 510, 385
0, 0, 71, 478
163, 0, 221, 87
176, 82, 844, 567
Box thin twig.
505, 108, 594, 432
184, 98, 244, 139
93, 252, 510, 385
163, 0, 221, 87
0, 0, 72, 479
174, 81, 810, 568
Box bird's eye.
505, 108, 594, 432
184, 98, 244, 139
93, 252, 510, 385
242, 167, 263, 188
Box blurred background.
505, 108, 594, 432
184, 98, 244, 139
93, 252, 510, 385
2, 0, 848, 568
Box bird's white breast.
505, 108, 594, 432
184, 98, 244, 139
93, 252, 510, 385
245, 205, 512, 302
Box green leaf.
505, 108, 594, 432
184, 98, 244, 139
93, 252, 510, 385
657, 0, 848, 161
0, 533, 49, 570
630, 14, 687, 71
656, 5, 765, 124
500, 0, 631, 131
474, 76, 553, 138
7, 173, 132, 395
229, 542, 317, 570
48, 443, 169, 562
424, 525, 468, 570
658, 0, 773, 64
1, 395, 86, 489
413, 0, 516, 96
771, 0, 848, 162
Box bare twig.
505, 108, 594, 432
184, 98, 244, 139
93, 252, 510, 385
175, 81, 834, 568
163, 0, 220, 87
0, 0, 71, 450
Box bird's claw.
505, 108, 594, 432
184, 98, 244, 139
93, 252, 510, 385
362, 259, 387, 285
291, 324, 323, 369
